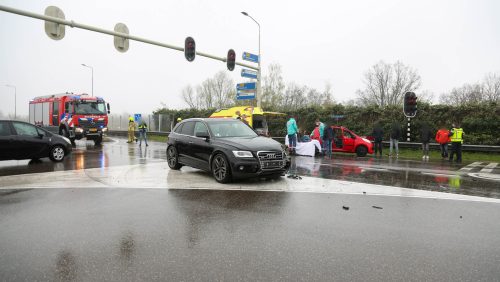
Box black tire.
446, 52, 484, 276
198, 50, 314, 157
49, 145, 66, 162
356, 145, 368, 157
94, 135, 103, 146
211, 153, 232, 183
167, 146, 182, 170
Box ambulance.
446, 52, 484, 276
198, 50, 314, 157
209, 106, 284, 136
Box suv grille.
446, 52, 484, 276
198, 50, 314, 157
257, 151, 285, 170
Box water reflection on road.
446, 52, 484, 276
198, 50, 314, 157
288, 155, 499, 198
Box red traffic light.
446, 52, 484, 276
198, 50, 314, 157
184, 37, 196, 62
404, 92, 417, 117
227, 49, 236, 71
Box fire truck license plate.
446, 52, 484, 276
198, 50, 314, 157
89, 128, 97, 132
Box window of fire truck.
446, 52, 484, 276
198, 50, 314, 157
74, 101, 107, 115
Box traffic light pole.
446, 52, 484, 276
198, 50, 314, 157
0, 4, 259, 71
407, 117, 411, 142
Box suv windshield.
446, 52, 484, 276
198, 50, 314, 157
208, 120, 257, 138
74, 101, 106, 115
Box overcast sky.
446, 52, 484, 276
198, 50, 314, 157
1, 0, 499, 117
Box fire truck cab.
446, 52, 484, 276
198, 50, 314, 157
29, 92, 110, 146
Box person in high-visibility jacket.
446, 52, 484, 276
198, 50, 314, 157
138, 119, 149, 147
127, 117, 136, 143
448, 123, 464, 163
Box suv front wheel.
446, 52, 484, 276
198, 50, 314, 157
211, 153, 232, 183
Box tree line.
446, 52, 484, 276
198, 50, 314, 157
180, 61, 499, 110
154, 61, 500, 145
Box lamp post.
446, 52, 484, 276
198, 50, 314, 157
4, 84, 16, 120
81, 63, 94, 97
241, 11, 261, 108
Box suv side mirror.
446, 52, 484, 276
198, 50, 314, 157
107, 103, 111, 114
195, 132, 210, 140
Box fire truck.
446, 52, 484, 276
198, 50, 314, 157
29, 92, 110, 145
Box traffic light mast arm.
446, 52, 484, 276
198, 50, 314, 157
0, 4, 260, 71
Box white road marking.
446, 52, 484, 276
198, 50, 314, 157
459, 162, 483, 172
480, 163, 498, 173
468, 173, 500, 182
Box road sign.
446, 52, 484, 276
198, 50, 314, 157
331, 115, 345, 119
236, 90, 256, 100
242, 52, 259, 63
241, 69, 258, 79
236, 82, 256, 91
134, 114, 142, 122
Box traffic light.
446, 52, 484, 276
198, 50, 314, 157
227, 49, 236, 71
404, 92, 418, 117
184, 37, 196, 62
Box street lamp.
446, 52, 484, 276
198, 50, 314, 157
241, 11, 261, 108
4, 84, 16, 120
81, 63, 94, 97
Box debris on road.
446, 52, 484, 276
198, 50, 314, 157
342, 206, 350, 210
287, 174, 302, 180
372, 206, 383, 209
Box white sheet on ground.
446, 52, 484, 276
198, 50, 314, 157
285, 135, 321, 157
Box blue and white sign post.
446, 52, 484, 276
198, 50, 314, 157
241, 69, 258, 79
236, 82, 256, 100
242, 52, 259, 63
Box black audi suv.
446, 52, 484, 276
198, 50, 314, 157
166, 118, 290, 183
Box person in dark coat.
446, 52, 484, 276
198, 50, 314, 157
420, 122, 433, 160
322, 125, 335, 158
389, 122, 401, 157
372, 123, 384, 157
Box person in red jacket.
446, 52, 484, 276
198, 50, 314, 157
435, 127, 451, 159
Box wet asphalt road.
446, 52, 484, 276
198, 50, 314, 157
0, 137, 498, 198
1, 188, 500, 281
1, 137, 500, 281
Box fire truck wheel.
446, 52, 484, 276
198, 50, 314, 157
94, 136, 103, 146
167, 146, 182, 170
49, 145, 66, 162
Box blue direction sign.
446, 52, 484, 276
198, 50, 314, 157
236, 90, 256, 100
236, 82, 256, 91
241, 69, 258, 79
134, 113, 142, 122
242, 52, 259, 63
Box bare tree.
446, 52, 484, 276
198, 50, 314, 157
184, 70, 235, 109
181, 85, 198, 109
262, 63, 285, 110
280, 82, 307, 111
440, 83, 483, 105
211, 71, 235, 108
322, 82, 335, 106
483, 72, 500, 103
357, 61, 421, 107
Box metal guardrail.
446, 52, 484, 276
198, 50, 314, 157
107, 131, 500, 153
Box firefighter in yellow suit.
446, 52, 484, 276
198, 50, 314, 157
127, 117, 136, 143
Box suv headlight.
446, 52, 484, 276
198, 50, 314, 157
232, 151, 254, 158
